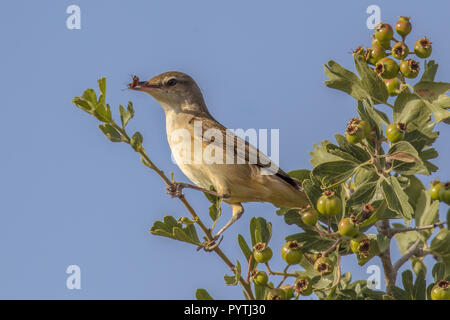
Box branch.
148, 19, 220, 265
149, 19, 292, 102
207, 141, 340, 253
376, 220, 395, 295
321, 239, 342, 256
390, 222, 446, 237
393, 239, 423, 274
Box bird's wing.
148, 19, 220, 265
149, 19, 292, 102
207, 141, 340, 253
190, 116, 303, 191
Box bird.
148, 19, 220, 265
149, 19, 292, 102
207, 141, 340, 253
129, 71, 309, 239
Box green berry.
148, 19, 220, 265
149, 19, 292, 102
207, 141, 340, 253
281, 240, 303, 265
374, 22, 394, 42
350, 234, 371, 257
294, 275, 313, 296
395, 16, 412, 37
357, 120, 371, 138
375, 57, 399, 79
384, 78, 401, 96
266, 288, 286, 300
338, 217, 359, 237
400, 59, 420, 79
346, 124, 364, 144
372, 38, 390, 50
314, 257, 334, 276
253, 242, 273, 263
350, 233, 368, 254
280, 285, 295, 299
439, 182, 450, 204
252, 271, 268, 286
300, 206, 319, 226
353, 46, 366, 58
430, 181, 443, 201
414, 38, 432, 58
386, 123, 406, 143
366, 46, 386, 65
391, 42, 409, 60
316, 191, 342, 217
431, 280, 450, 300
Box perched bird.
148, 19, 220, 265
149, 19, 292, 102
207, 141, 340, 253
130, 71, 308, 238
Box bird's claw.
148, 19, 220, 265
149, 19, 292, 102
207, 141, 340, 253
197, 235, 224, 252
166, 183, 184, 198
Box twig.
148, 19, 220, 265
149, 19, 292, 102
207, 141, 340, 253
376, 220, 395, 295
277, 265, 292, 288
264, 263, 297, 278
390, 222, 446, 237
321, 239, 342, 257
393, 239, 422, 274
246, 255, 254, 283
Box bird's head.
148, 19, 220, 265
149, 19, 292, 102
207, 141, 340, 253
129, 71, 207, 114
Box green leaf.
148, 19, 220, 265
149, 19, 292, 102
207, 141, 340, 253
72, 96, 94, 113
81, 88, 97, 104
347, 181, 378, 207
424, 94, 450, 123
253, 217, 271, 245
334, 134, 371, 163
287, 169, 310, 183
390, 285, 411, 300
98, 124, 123, 142
150, 215, 201, 245
302, 179, 323, 213
93, 103, 112, 122
119, 104, 133, 128
286, 231, 334, 252
130, 131, 143, 151
401, 270, 414, 297
311, 160, 358, 188
254, 284, 267, 300
195, 288, 213, 300
412, 270, 426, 300
430, 229, 450, 257
237, 234, 256, 272
393, 92, 430, 128
381, 176, 414, 220
354, 55, 388, 104
353, 167, 378, 187
224, 260, 241, 286
414, 81, 450, 102
97, 77, 106, 105
404, 176, 426, 211
432, 262, 446, 282
309, 141, 341, 167
386, 141, 426, 175
414, 191, 439, 240
420, 60, 438, 82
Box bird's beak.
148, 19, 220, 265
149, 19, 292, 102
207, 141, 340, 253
128, 76, 161, 92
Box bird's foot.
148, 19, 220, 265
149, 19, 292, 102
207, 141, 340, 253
166, 182, 185, 198
197, 235, 224, 252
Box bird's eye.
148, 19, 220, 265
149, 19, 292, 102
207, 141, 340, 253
167, 78, 177, 86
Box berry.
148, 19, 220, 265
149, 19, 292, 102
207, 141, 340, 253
266, 288, 286, 300
430, 181, 444, 201
365, 46, 386, 65
350, 233, 368, 254
314, 257, 334, 276
375, 57, 399, 79
384, 78, 401, 96
252, 271, 268, 286
400, 59, 420, 79
316, 190, 342, 217
414, 38, 432, 58
374, 22, 394, 42
352, 46, 366, 58
386, 123, 407, 143
395, 16, 412, 37
357, 120, 372, 138
438, 182, 450, 204
372, 38, 390, 50
345, 124, 364, 144
431, 280, 450, 300
391, 42, 409, 60
281, 240, 303, 265
253, 242, 273, 263
294, 275, 313, 296
300, 206, 319, 226
338, 217, 359, 237
281, 285, 295, 299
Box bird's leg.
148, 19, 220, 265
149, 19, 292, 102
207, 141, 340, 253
213, 203, 244, 240
166, 182, 229, 199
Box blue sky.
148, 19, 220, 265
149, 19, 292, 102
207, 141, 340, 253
0, 0, 448, 299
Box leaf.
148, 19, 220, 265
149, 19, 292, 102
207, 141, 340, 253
354, 55, 388, 104
195, 288, 213, 300
309, 140, 341, 167
414, 81, 450, 102
311, 160, 358, 188
254, 217, 271, 244
393, 92, 430, 129
404, 175, 426, 211
424, 94, 450, 123
72, 96, 94, 113
93, 103, 112, 122
119, 104, 133, 128
401, 270, 414, 297
393, 224, 420, 255
413, 270, 426, 300
386, 141, 426, 175
150, 215, 201, 245
287, 169, 311, 183
81, 88, 97, 104
97, 77, 106, 105
381, 176, 414, 220
130, 131, 143, 151
98, 124, 123, 142
224, 260, 241, 286
414, 191, 439, 240
353, 167, 378, 187
347, 181, 378, 207
334, 134, 371, 163
390, 285, 411, 300
432, 262, 446, 282
430, 229, 450, 257
286, 232, 334, 252
254, 284, 267, 300
420, 60, 438, 82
